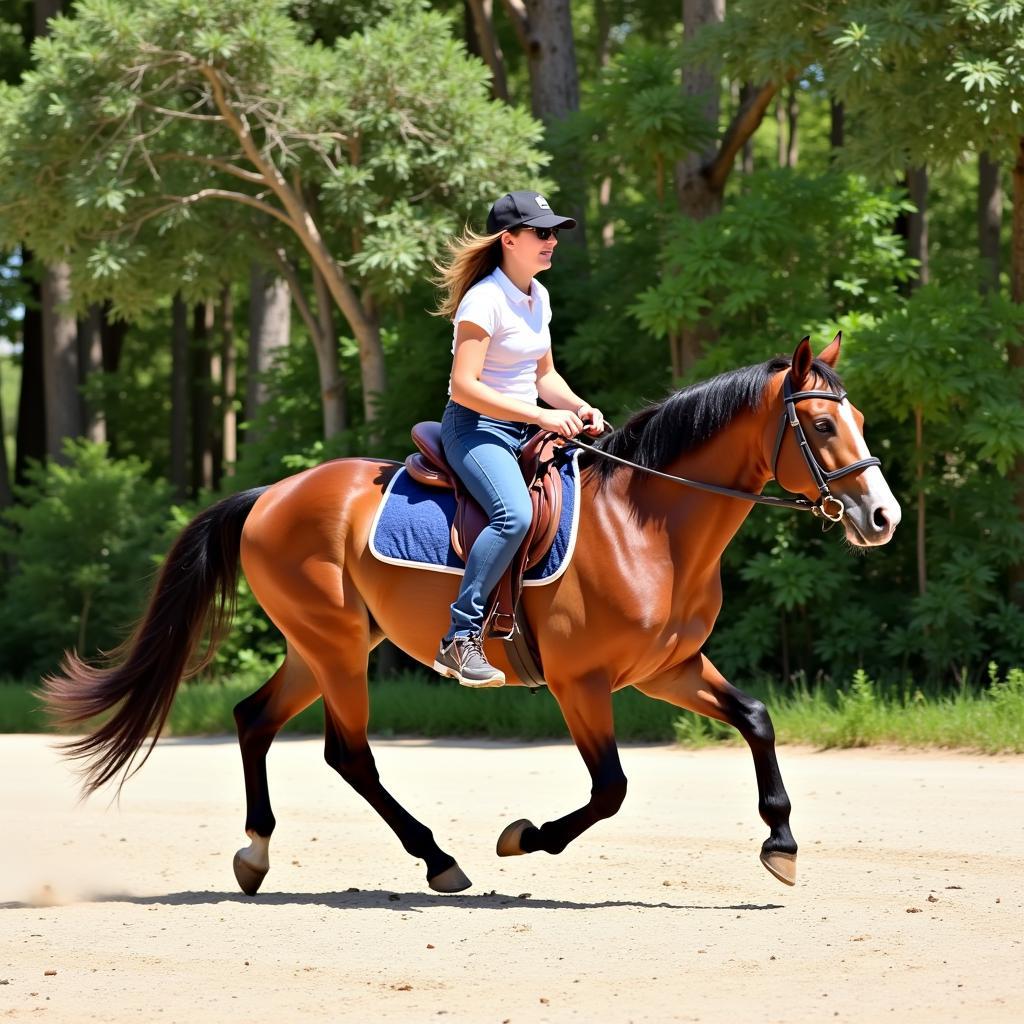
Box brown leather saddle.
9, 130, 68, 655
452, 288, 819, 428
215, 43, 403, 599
404, 421, 566, 651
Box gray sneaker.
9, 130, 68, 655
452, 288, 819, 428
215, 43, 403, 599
433, 634, 506, 688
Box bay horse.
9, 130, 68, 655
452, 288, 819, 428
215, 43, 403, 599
44, 335, 900, 896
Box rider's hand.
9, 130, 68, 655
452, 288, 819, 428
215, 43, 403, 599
536, 408, 585, 438
577, 404, 605, 436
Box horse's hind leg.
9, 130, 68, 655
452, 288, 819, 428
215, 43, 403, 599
269, 558, 470, 893
319, 684, 471, 894
635, 653, 798, 885
232, 650, 321, 895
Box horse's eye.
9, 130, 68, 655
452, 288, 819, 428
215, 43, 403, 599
814, 419, 835, 435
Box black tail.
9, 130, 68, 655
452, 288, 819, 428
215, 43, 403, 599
42, 486, 269, 795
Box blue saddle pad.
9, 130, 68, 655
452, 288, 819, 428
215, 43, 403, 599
369, 449, 581, 585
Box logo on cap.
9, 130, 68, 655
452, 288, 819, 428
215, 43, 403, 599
534, 195, 551, 210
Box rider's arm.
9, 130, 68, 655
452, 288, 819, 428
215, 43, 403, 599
535, 350, 586, 413
449, 320, 543, 423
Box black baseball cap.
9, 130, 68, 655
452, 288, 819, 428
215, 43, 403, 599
486, 190, 577, 233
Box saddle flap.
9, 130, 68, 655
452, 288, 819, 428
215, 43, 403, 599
405, 454, 455, 490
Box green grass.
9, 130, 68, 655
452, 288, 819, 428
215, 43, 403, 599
3, 667, 1023, 753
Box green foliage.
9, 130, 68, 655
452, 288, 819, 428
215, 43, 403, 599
542, 37, 718, 419
0, 440, 173, 677
632, 170, 913, 348
716, 0, 1024, 169
0, 0, 548, 319
0, 3, 1020, 702
614, 154, 1024, 686
560, 38, 713, 204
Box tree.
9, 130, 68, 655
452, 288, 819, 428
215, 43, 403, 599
0, 0, 547, 439
34, 0, 84, 461
246, 263, 292, 437
706, 0, 1024, 596
670, 0, 779, 372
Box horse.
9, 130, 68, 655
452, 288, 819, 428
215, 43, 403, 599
44, 335, 900, 896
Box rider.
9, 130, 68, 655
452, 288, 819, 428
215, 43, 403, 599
431, 191, 605, 688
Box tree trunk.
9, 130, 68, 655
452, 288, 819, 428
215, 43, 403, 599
522, 0, 579, 123
170, 294, 189, 499
906, 165, 929, 290
98, 304, 126, 455
978, 151, 1002, 295
40, 261, 82, 461
191, 300, 215, 495
776, 95, 786, 167
245, 263, 292, 436
500, 1, 586, 243
739, 83, 755, 174
221, 285, 237, 480
78, 304, 106, 445
914, 404, 926, 597
467, 0, 510, 102
598, 174, 614, 247
33, 0, 61, 37
830, 98, 844, 151
14, 254, 46, 486
35, 2, 81, 464
786, 84, 799, 167
594, 0, 613, 69
209, 297, 224, 490
676, 1, 726, 374
0, 360, 12, 511
100, 302, 125, 375
312, 262, 348, 438
1009, 136, 1024, 602
677, 0, 725, 221
355, 323, 383, 433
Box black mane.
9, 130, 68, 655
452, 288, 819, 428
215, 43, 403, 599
582, 355, 844, 480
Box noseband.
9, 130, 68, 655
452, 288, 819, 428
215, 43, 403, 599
569, 376, 882, 523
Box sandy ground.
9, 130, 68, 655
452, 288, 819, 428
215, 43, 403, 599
1, 735, 1022, 1023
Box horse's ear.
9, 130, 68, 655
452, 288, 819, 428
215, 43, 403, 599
819, 331, 842, 368
790, 336, 814, 387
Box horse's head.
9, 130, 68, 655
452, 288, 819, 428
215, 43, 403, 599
772, 335, 901, 547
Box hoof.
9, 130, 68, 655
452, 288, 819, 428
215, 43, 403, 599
233, 850, 269, 896
760, 850, 797, 886
428, 862, 472, 893
496, 818, 535, 857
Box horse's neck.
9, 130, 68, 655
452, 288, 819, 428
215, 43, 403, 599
583, 411, 772, 568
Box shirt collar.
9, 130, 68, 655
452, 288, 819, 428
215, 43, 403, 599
493, 266, 539, 307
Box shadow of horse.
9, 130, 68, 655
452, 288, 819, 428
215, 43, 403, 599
1, 890, 785, 913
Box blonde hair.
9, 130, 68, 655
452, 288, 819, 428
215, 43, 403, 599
432, 226, 508, 320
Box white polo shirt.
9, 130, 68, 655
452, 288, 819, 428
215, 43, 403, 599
449, 267, 551, 404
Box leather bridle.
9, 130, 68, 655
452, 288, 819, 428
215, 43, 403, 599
568, 375, 882, 524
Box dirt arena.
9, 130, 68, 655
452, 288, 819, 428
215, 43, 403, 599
2, 734, 1021, 1022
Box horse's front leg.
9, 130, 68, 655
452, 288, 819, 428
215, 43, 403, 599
497, 677, 627, 857
635, 653, 798, 885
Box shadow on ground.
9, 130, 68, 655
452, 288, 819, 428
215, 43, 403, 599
1, 889, 784, 913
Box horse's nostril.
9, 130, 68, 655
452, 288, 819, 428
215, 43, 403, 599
872, 506, 890, 530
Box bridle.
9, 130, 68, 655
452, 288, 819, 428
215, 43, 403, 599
567, 375, 882, 524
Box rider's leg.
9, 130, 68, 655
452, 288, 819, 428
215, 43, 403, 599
433, 403, 533, 685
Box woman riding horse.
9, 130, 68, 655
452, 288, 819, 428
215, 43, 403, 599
432, 191, 604, 688
44, 328, 900, 897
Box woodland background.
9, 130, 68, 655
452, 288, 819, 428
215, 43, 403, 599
0, 0, 1022, 695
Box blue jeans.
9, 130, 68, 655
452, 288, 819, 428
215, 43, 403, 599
441, 401, 537, 641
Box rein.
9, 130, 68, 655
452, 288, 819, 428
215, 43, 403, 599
566, 377, 882, 524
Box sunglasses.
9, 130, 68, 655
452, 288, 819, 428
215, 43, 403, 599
522, 226, 560, 241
